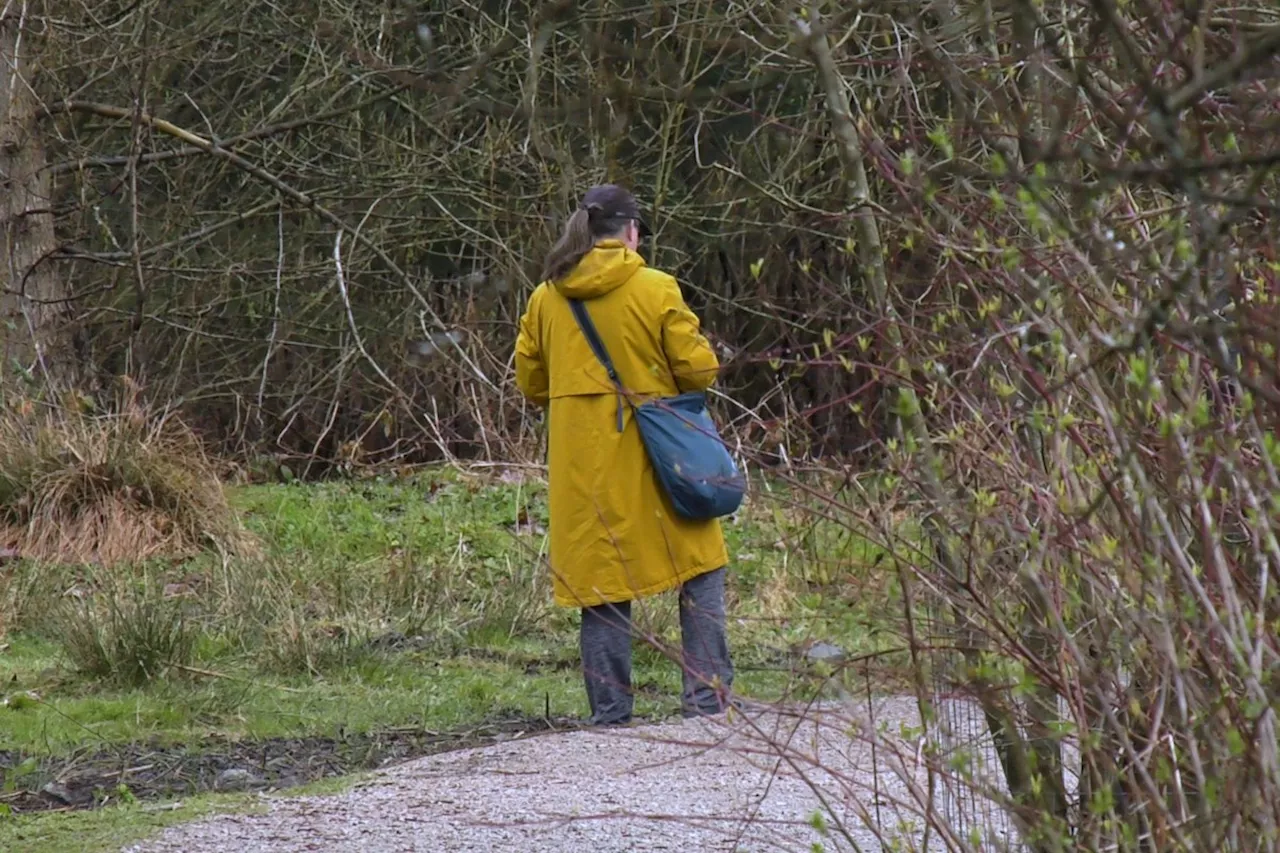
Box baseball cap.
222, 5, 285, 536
580, 184, 651, 238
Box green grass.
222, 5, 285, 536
0, 465, 899, 849
0, 467, 898, 751
0, 766, 382, 853
0, 792, 262, 853
0, 635, 590, 753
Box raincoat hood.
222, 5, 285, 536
552, 240, 645, 300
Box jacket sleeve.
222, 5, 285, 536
659, 277, 720, 392
515, 288, 550, 405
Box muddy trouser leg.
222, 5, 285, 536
679, 567, 735, 717
580, 600, 634, 725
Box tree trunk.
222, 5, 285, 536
1, 3, 74, 393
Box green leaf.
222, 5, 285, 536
1089, 784, 1115, 815
1226, 727, 1245, 756
927, 125, 954, 159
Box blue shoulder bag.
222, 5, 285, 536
568, 299, 745, 521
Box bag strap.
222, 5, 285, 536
568, 300, 623, 387
568, 298, 627, 432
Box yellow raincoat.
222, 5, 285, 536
515, 240, 729, 607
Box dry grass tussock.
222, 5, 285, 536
0, 399, 255, 567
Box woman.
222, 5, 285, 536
515, 184, 734, 726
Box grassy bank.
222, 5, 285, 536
1, 466, 899, 850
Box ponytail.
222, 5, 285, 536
541, 208, 596, 283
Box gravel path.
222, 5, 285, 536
125, 697, 1016, 852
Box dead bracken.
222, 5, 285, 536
0, 398, 256, 569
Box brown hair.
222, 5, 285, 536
541, 184, 649, 282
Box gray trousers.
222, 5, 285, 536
580, 567, 734, 725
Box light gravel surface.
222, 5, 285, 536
125, 697, 1017, 853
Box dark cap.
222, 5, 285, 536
580, 184, 651, 238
